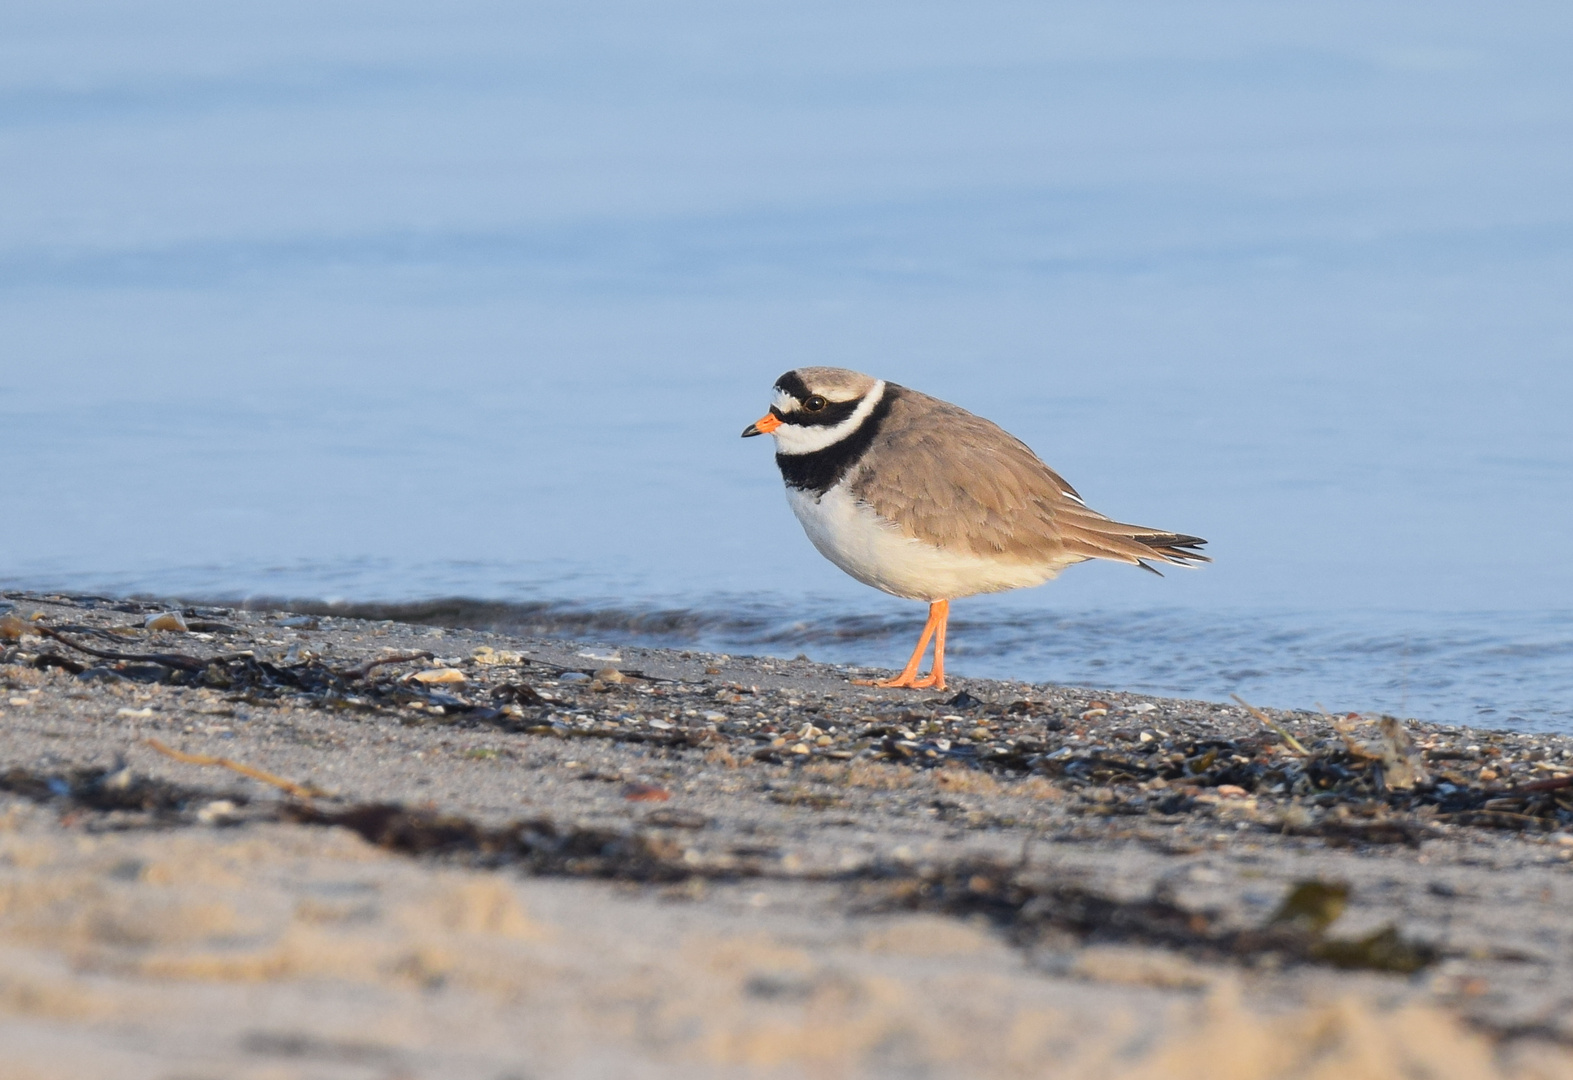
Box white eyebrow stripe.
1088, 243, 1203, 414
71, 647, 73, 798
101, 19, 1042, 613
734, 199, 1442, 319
772, 380, 886, 456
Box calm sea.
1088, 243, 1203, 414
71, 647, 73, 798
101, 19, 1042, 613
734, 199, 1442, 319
3, 2, 1571, 729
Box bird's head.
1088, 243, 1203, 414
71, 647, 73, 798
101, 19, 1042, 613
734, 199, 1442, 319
742, 368, 885, 454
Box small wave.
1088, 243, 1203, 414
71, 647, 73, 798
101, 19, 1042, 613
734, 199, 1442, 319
204, 595, 922, 647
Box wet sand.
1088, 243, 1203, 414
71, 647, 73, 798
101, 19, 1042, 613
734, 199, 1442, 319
2, 592, 1571, 1079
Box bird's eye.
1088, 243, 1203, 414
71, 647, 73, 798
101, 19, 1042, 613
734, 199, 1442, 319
803, 394, 828, 412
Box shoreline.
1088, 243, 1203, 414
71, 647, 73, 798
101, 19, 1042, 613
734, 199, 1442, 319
2, 591, 1572, 1077
12, 588, 1566, 731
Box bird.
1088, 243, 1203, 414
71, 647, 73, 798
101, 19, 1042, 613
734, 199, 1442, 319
742, 367, 1208, 690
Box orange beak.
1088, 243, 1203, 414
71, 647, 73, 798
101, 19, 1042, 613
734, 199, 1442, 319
741, 411, 782, 438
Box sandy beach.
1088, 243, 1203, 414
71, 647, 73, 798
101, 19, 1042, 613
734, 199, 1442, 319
2, 591, 1572, 1079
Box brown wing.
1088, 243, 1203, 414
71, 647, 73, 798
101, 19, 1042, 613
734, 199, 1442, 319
847, 386, 1209, 570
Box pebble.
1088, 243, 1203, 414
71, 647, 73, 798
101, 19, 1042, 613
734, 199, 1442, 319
196, 799, 239, 825
412, 668, 466, 685
144, 612, 188, 632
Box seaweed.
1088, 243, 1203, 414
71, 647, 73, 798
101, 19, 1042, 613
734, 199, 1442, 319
0, 763, 248, 822
0, 753, 1439, 977
874, 864, 1436, 974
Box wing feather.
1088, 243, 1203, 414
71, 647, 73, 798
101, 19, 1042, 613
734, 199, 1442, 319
847, 387, 1209, 570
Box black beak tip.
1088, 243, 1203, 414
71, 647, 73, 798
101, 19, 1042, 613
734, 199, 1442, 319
741, 423, 761, 438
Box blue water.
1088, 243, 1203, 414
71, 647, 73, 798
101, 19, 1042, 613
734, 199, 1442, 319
3, 3, 1572, 728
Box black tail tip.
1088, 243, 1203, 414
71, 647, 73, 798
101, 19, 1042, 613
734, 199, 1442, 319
1138, 533, 1210, 567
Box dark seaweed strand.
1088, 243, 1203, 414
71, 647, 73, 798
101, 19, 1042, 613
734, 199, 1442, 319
776, 385, 898, 495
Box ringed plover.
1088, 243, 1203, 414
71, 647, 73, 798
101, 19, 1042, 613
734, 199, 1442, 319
742, 367, 1208, 690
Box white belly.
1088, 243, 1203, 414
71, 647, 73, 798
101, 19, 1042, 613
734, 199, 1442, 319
786, 484, 1062, 601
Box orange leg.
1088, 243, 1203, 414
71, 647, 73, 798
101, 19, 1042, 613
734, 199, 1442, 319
854, 600, 950, 690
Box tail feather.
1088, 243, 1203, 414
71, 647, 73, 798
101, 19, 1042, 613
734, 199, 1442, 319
1135, 531, 1210, 567
1056, 507, 1210, 572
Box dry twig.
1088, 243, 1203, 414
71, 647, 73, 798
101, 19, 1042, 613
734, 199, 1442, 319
1232, 694, 1310, 756
347, 651, 434, 679
145, 738, 320, 800
1504, 774, 1573, 796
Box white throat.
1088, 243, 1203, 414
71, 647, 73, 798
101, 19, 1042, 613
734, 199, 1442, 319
772, 380, 886, 456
